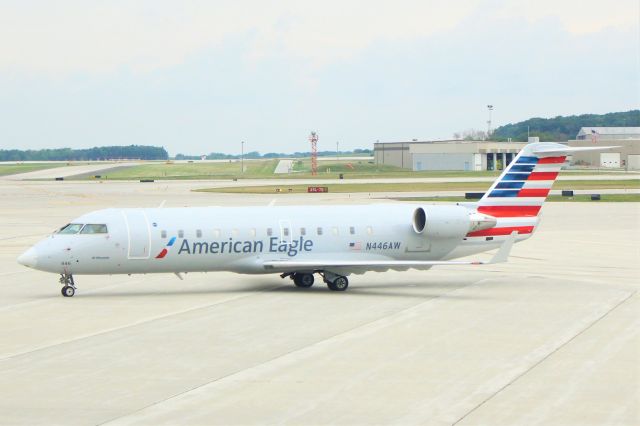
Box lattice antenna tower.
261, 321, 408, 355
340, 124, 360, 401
309, 131, 318, 176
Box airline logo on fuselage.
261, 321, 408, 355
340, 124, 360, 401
155, 237, 177, 259
169, 236, 314, 258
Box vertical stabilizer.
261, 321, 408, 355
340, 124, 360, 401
467, 142, 616, 239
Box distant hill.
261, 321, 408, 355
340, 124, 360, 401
0, 145, 169, 161
491, 110, 640, 142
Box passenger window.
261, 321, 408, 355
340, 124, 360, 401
267, 228, 273, 236
161, 230, 167, 238
349, 226, 355, 235
332, 227, 339, 236
232, 229, 239, 237
213, 229, 221, 238
196, 229, 202, 238
58, 224, 84, 234
80, 224, 108, 234
317, 227, 323, 236
367, 226, 373, 235
300, 227, 306, 236
283, 228, 289, 237
249, 228, 256, 237
178, 230, 184, 238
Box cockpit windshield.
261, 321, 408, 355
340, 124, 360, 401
58, 224, 84, 234
57, 223, 109, 235
80, 224, 108, 234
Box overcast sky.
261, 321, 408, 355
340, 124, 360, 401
0, 0, 638, 155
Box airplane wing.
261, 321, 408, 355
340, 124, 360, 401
264, 232, 516, 271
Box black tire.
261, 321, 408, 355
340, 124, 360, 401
327, 276, 349, 291
293, 273, 314, 288
61, 286, 75, 297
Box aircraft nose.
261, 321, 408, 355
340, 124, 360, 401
17, 247, 38, 268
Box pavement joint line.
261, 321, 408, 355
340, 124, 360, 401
0, 283, 285, 362
0, 270, 28, 277
98, 278, 489, 425
451, 289, 637, 426
0, 278, 147, 314
0, 234, 49, 242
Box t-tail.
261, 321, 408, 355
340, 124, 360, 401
467, 142, 618, 240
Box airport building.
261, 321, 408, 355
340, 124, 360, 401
373, 140, 528, 171
568, 127, 640, 170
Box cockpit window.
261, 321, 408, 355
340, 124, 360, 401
58, 224, 84, 234
80, 224, 108, 234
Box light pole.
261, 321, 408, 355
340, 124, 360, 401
241, 141, 244, 174
487, 105, 494, 137
336, 141, 339, 161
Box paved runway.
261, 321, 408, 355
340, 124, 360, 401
0, 179, 637, 425
2, 162, 141, 181
274, 159, 294, 174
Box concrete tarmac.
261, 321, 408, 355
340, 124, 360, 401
0, 179, 638, 425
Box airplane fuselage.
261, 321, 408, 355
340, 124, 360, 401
21, 204, 513, 276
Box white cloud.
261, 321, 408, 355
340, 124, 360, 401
7, 0, 635, 75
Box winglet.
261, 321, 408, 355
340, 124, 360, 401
489, 231, 517, 264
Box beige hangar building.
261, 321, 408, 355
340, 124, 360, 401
374, 140, 527, 171
569, 127, 640, 170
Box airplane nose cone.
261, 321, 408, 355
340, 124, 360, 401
17, 247, 38, 268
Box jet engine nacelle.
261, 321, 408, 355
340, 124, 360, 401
412, 206, 496, 239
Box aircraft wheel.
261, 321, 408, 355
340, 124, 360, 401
61, 286, 75, 297
327, 276, 349, 291
293, 273, 314, 288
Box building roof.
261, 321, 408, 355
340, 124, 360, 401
577, 127, 640, 138
374, 140, 525, 145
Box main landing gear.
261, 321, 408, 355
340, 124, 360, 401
60, 274, 76, 297
281, 271, 349, 292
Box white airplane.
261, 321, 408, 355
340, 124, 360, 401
17, 142, 613, 297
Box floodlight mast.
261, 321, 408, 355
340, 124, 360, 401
309, 132, 318, 176
487, 105, 494, 136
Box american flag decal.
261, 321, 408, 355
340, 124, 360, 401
349, 242, 362, 251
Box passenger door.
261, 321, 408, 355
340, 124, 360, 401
123, 210, 151, 259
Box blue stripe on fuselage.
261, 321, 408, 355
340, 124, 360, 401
168, 237, 176, 247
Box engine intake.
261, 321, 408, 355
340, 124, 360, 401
412, 206, 496, 238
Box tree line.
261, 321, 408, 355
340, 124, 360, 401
0, 145, 169, 161
174, 148, 373, 160
490, 110, 639, 142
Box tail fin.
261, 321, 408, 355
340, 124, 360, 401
467, 142, 618, 239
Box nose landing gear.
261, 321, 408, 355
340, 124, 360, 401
60, 274, 76, 297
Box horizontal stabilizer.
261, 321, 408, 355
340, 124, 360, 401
532, 145, 619, 155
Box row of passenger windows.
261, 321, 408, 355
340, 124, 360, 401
57, 223, 109, 235
161, 226, 373, 239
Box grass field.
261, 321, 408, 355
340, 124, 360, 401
290, 159, 500, 178
0, 163, 66, 176
391, 194, 640, 202
86, 160, 279, 180
195, 179, 640, 194
81, 159, 507, 180
70, 156, 640, 181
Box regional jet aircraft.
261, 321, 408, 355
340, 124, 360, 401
18, 142, 613, 297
